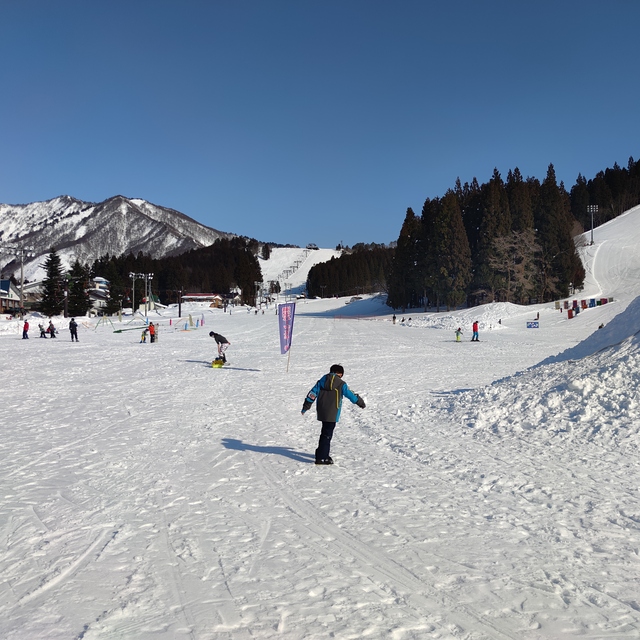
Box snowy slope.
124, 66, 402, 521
258, 247, 341, 295
3, 208, 640, 638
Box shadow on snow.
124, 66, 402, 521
222, 438, 314, 463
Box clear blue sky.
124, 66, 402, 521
1, 1, 638, 249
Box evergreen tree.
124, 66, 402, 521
569, 173, 590, 230
39, 249, 65, 317
387, 208, 422, 310
535, 164, 584, 299
430, 191, 472, 310
506, 167, 535, 231
457, 176, 483, 258
67, 259, 93, 317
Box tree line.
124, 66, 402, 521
307, 157, 639, 312
38, 237, 263, 316
389, 163, 588, 310
306, 244, 392, 298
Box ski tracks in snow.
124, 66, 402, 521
256, 454, 522, 640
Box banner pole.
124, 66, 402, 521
286, 347, 291, 373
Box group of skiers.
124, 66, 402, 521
22, 319, 78, 341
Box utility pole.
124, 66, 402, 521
0, 245, 36, 315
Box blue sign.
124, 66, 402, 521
526, 321, 539, 329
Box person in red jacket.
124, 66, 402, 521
471, 320, 479, 342
22, 320, 29, 339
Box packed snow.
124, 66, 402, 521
2, 207, 640, 639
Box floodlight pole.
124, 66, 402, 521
139, 273, 153, 317
587, 204, 598, 245
0, 245, 35, 315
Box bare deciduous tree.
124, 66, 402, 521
489, 229, 540, 303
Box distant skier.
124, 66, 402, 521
301, 364, 366, 465
209, 331, 230, 363
455, 327, 463, 342
69, 318, 79, 342
22, 319, 29, 339
149, 322, 156, 343
471, 320, 479, 342
39, 323, 47, 338
48, 320, 57, 338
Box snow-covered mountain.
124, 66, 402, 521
0, 195, 233, 280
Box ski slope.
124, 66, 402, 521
2, 209, 640, 638
258, 247, 340, 295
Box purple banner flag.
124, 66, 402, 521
278, 302, 296, 354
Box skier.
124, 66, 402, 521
301, 364, 366, 465
471, 320, 479, 342
48, 320, 57, 338
22, 319, 29, 339
69, 318, 79, 342
455, 327, 463, 342
209, 331, 230, 363
149, 322, 156, 343
39, 323, 47, 338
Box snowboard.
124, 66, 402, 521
212, 358, 225, 368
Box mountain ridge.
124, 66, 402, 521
0, 195, 234, 280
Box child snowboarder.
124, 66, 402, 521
455, 327, 463, 342
209, 331, 230, 363
301, 364, 366, 465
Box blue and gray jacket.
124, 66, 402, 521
302, 373, 361, 422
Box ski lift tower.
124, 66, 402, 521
0, 245, 36, 315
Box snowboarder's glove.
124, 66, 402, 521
302, 399, 313, 413
356, 395, 366, 409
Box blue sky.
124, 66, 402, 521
1, 1, 638, 249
